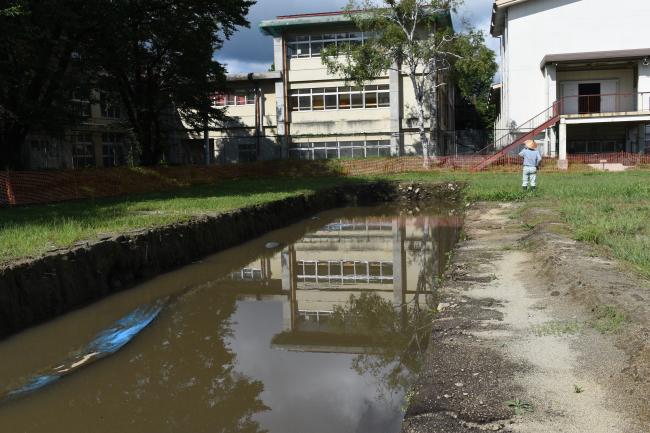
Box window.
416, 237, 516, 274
296, 260, 393, 285
102, 133, 124, 167
288, 32, 367, 59
100, 93, 121, 119
72, 133, 95, 168
288, 139, 391, 160
71, 88, 91, 117
351, 88, 363, 109
325, 92, 338, 110
214, 92, 255, 106
378, 90, 390, 107
238, 142, 257, 162
289, 85, 390, 111
30, 139, 58, 156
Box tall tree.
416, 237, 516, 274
322, 0, 493, 164
0, 0, 94, 169
84, 0, 255, 165
453, 30, 498, 129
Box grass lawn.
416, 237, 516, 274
377, 170, 650, 277
0, 176, 352, 264
4, 167, 650, 279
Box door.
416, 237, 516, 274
578, 83, 601, 114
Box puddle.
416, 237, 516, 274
0, 205, 461, 433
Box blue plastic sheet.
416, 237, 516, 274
2, 298, 165, 401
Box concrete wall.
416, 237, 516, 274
501, 0, 650, 126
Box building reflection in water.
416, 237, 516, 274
228, 211, 461, 354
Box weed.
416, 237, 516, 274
531, 320, 584, 337
505, 399, 533, 415
401, 389, 416, 412
522, 222, 535, 231
574, 384, 584, 394
592, 305, 626, 333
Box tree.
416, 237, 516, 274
0, 0, 255, 169
453, 30, 498, 129
322, 0, 494, 165
0, 0, 95, 169
83, 0, 255, 165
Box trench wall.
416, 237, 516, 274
0, 181, 460, 339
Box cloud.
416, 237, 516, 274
221, 58, 273, 74
217, 0, 499, 74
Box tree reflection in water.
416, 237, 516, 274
329, 216, 445, 400
119, 292, 270, 433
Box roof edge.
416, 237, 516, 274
260, 8, 453, 37
226, 71, 281, 82
490, 0, 533, 37
539, 48, 650, 69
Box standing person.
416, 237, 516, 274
519, 139, 542, 191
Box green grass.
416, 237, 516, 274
6, 168, 650, 278
531, 320, 585, 337
592, 305, 626, 333
0, 177, 350, 264
365, 170, 650, 277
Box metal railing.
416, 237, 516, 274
558, 92, 650, 115
477, 101, 561, 155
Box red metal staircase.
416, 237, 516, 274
472, 101, 561, 171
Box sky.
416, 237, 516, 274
217, 0, 499, 76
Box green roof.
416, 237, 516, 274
260, 12, 355, 37
259, 9, 453, 37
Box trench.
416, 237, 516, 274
0, 202, 462, 432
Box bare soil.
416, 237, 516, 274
403, 202, 650, 432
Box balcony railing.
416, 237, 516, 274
558, 92, 650, 115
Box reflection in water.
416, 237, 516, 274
0, 206, 460, 433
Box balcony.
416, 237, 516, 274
559, 92, 650, 117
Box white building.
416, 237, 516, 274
491, 0, 650, 168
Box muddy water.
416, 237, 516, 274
0, 205, 461, 433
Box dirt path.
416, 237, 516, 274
403, 202, 650, 432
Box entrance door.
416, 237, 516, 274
578, 83, 600, 114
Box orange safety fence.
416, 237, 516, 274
0, 161, 342, 207
0, 153, 647, 206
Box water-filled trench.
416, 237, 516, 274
0, 204, 461, 433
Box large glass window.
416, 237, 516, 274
288, 32, 367, 59
289, 85, 389, 111
288, 139, 391, 160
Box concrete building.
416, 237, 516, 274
195, 9, 456, 163
25, 90, 136, 169
21, 8, 457, 169
491, 0, 650, 168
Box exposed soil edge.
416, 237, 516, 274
402, 201, 650, 432
0, 180, 462, 339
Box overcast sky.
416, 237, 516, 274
217, 0, 499, 76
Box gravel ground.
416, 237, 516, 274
402, 202, 650, 432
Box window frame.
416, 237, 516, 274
289, 85, 390, 111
